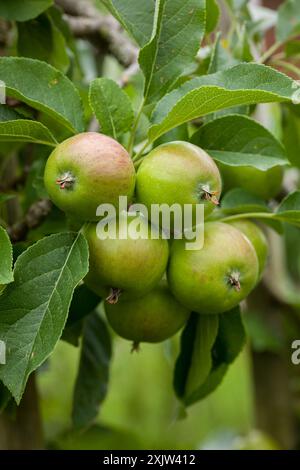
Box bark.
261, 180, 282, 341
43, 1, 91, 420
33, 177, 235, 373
0, 374, 44, 450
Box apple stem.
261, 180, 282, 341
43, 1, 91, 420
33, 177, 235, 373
228, 272, 241, 291
106, 287, 122, 304
56, 172, 75, 190
131, 341, 140, 353
200, 184, 219, 205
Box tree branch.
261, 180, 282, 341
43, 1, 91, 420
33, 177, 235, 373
55, 0, 138, 68
8, 199, 52, 243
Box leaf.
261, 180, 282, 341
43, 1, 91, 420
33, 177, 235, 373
139, 0, 206, 103
17, 12, 70, 73
276, 0, 300, 42
72, 312, 112, 429
62, 284, 100, 346
0, 0, 53, 21
174, 313, 219, 406
208, 33, 238, 74
0, 227, 13, 286
214, 308, 246, 364
221, 188, 270, 215
0, 232, 89, 403
0, 194, 15, 206
275, 191, 300, 225
283, 106, 300, 168
217, 189, 283, 233
191, 115, 288, 170
189, 307, 246, 402
102, 0, 155, 47
89, 78, 134, 139
149, 63, 297, 142
206, 0, 220, 33
0, 105, 22, 122
225, 0, 248, 11
0, 120, 57, 146
0, 57, 84, 134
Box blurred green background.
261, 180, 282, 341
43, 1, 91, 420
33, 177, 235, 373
37, 334, 277, 450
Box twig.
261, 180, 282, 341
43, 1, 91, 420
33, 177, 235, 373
8, 199, 52, 242
55, 0, 138, 68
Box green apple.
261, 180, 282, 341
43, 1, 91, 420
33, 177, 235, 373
167, 222, 259, 315
136, 141, 222, 227
228, 220, 268, 278
83, 214, 169, 302
44, 132, 136, 221
105, 282, 190, 344
217, 163, 283, 200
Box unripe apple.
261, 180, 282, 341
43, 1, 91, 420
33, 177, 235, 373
105, 282, 190, 344
167, 222, 259, 315
44, 132, 136, 221
217, 163, 283, 200
228, 220, 268, 278
83, 214, 169, 302
136, 142, 222, 227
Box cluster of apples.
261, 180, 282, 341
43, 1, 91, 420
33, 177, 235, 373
44, 132, 268, 348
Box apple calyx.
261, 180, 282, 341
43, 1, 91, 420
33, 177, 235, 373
200, 184, 219, 205
131, 341, 140, 353
56, 171, 75, 190
106, 287, 122, 304
228, 271, 241, 292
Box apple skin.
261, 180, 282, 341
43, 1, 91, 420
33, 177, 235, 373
167, 222, 259, 315
136, 141, 222, 225
217, 163, 283, 200
105, 282, 190, 343
83, 215, 169, 301
44, 132, 136, 221
228, 220, 268, 278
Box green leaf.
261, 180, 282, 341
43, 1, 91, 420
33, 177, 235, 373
232, 24, 253, 62
206, 0, 220, 33
275, 191, 300, 226
0, 227, 13, 286
62, 284, 100, 346
189, 307, 246, 402
208, 33, 238, 74
0, 232, 89, 403
0, 0, 53, 21
214, 308, 246, 364
89, 78, 134, 139
0, 105, 22, 122
149, 63, 297, 142
17, 12, 70, 73
0, 194, 15, 206
72, 312, 112, 429
174, 313, 219, 406
191, 115, 288, 170
225, 0, 248, 11
0, 57, 84, 134
0, 120, 57, 146
276, 0, 300, 42
283, 106, 300, 168
221, 188, 270, 215
139, 0, 206, 103
102, 0, 155, 47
